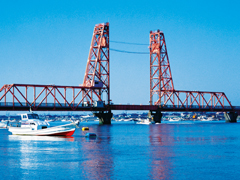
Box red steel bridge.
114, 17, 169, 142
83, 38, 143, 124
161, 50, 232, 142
0, 23, 239, 124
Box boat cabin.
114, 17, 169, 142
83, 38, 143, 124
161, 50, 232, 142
21, 113, 39, 120
20, 113, 49, 130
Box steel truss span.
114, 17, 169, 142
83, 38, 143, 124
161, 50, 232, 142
0, 84, 108, 111
158, 90, 233, 110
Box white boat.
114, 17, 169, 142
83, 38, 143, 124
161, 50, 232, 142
81, 115, 97, 121
8, 113, 76, 136
200, 118, 210, 121
123, 118, 133, 121
0, 121, 8, 128
136, 119, 155, 125
206, 116, 216, 121
169, 117, 181, 121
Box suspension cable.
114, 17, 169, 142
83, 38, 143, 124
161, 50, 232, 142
110, 48, 149, 54
110, 40, 149, 46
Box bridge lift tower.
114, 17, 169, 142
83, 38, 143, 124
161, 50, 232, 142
82, 22, 112, 124
149, 30, 238, 123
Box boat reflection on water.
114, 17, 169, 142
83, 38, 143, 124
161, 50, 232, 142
8, 135, 74, 142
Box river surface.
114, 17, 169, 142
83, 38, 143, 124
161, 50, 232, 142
1, 120, 240, 180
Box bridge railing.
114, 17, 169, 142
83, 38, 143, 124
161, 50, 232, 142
0, 102, 89, 107
109, 104, 237, 112
0, 102, 237, 112
160, 104, 233, 110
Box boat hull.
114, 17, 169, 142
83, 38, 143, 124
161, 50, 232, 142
136, 119, 155, 125
8, 123, 76, 136
0, 122, 7, 128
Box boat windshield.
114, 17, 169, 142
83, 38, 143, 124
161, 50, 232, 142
28, 114, 39, 119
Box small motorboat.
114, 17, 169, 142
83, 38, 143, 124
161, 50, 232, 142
168, 117, 181, 122
136, 119, 155, 125
8, 112, 76, 136
0, 121, 8, 128
85, 133, 97, 138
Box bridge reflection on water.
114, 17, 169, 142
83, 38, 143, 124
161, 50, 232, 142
3, 121, 240, 179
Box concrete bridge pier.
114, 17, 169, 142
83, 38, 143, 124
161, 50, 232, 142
93, 111, 113, 125
224, 112, 238, 123
148, 110, 162, 123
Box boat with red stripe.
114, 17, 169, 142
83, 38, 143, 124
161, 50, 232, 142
8, 112, 76, 136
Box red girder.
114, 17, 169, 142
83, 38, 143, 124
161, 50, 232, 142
155, 90, 233, 110
109, 104, 236, 112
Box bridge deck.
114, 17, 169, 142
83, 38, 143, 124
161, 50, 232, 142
0, 102, 239, 113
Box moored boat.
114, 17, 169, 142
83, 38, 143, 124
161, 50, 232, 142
169, 117, 181, 121
0, 121, 8, 128
136, 119, 155, 125
8, 112, 76, 136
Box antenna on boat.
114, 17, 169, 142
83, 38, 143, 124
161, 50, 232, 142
29, 107, 32, 113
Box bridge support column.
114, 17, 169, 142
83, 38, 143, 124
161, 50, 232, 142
148, 110, 162, 123
224, 112, 238, 123
93, 111, 113, 125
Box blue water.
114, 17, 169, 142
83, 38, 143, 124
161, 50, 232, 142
1, 121, 240, 180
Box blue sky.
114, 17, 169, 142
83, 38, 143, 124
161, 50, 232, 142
0, 0, 240, 109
